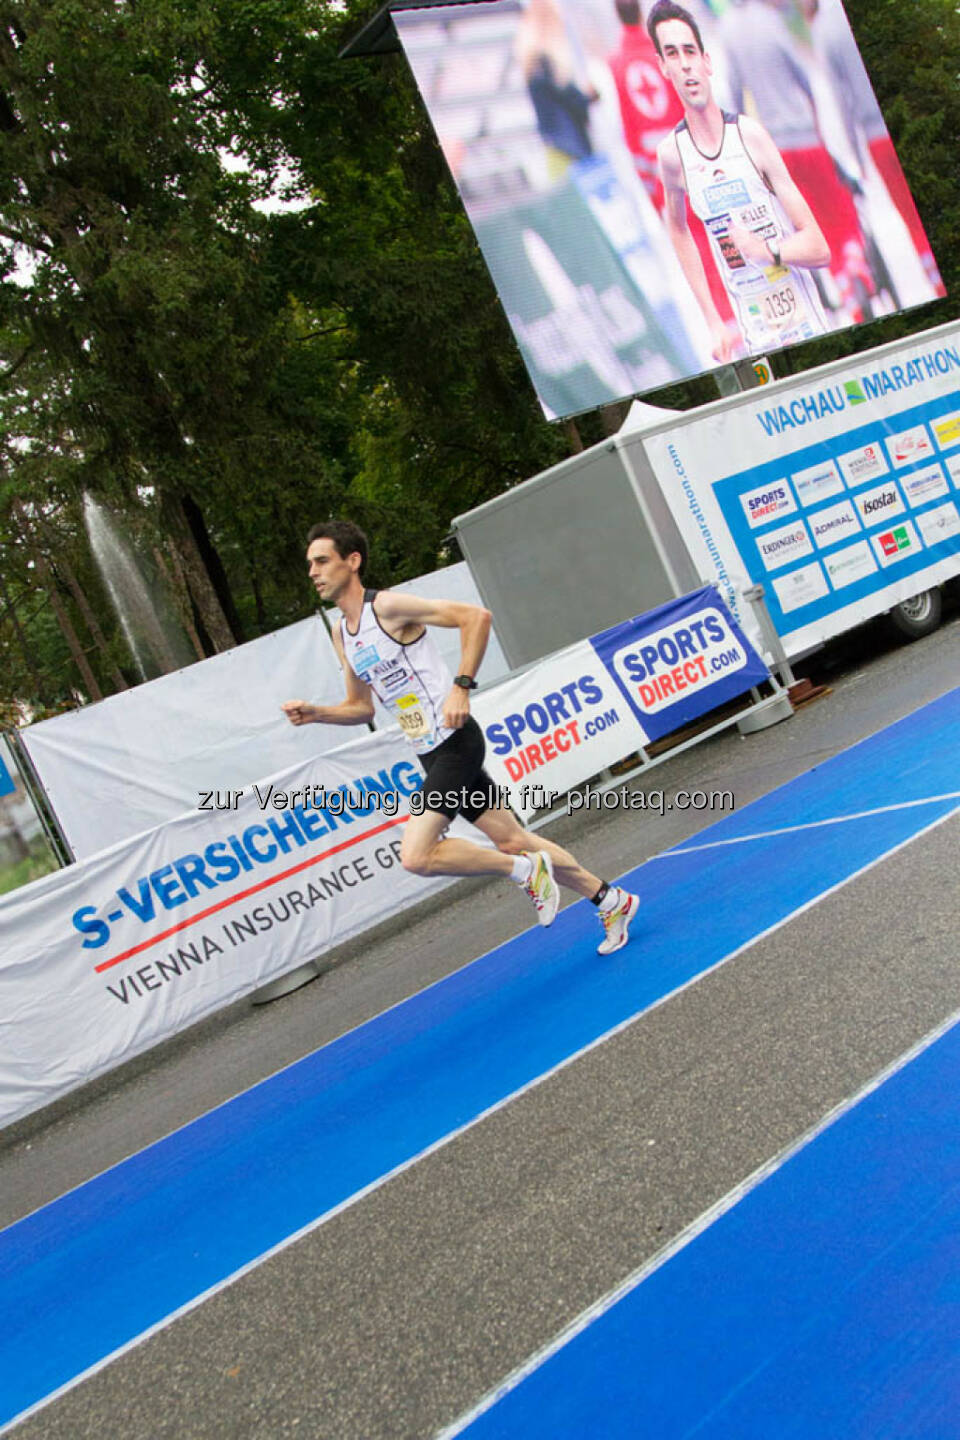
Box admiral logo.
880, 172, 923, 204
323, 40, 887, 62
757, 521, 814, 572
871, 521, 922, 568
810, 500, 859, 547
609, 609, 745, 715
824, 541, 877, 589
741, 480, 796, 529
853, 482, 904, 526
840, 443, 889, 487
888, 423, 933, 468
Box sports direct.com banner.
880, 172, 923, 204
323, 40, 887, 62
642, 324, 960, 656
0, 590, 767, 1127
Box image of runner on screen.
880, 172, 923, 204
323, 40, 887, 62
649, 0, 831, 362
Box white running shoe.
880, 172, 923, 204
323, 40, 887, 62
520, 851, 560, 927
597, 890, 639, 955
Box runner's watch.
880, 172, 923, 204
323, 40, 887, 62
767, 238, 782, 267
453, 675, 478, 690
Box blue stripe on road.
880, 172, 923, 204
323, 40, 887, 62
2, 689, 960, 1428
456, 1014, 960, 1439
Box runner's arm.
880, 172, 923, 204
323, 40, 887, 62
736, 118, 831, 269
658, 136, 737, 363
281, 624, 375, 727
375, 592, 492, 730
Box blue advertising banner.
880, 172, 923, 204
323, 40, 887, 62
590, 587, 770, 743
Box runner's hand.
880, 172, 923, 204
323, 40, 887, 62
443, 686, 470, 730
282, 700, 319, 726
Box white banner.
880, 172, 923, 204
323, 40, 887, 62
0, 729, 459, 1128
642, 323, 960, 656
472, 641, 648, 821
21, 617, 352, 860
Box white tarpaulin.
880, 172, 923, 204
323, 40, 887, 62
0, 727, 459, 1128
641, 322, 960, 657
21, 617, 352, 860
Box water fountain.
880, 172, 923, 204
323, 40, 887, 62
82, 494, 195, 680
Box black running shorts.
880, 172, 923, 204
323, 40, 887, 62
417, 715, 504, 823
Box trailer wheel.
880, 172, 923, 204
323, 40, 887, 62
889, 588, 942, 640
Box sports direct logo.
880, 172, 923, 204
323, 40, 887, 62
484, 675, 622, 782
609, 609, 745, 715
741, 480, 796, 529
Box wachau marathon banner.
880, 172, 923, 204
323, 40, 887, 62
642, 323, 960, 656
0, 590, 768, 1127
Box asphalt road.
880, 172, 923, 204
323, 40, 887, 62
3, 608, 960, 1438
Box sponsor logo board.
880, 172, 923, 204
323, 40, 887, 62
808, 499, 860, 548
790, 458, 844, 506
824, 541, 878, 590
900, 462, 948, 505
838, 442, 889, 487
772, 562, 829, 614
870, 521, 922, 568
757, 520, 814, 572
852, 481, 905, 527
916, 503, 960, 547
740, 479, 797, 529
887, 423, 934, 468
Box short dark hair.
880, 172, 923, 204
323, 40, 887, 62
306, 520, 368, 575
616, 0, 641, 25
647, 0, 704, 56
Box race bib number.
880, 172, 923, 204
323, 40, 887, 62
761, 282, 799, 330
396, 693, 429, 739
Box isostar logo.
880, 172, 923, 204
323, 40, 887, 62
809, 500, 859, 547
609, 609, 746, 715
872, 521, 922, 568
853, 482, 904, 525
741, 480, 796, 528
757, 521, 814, 572
888, 423, 933, 467
484, 675, 622, 781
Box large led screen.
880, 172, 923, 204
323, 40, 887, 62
395, 0, 945, 419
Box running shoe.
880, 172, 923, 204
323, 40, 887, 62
521, 850, 560, 927
597, 890, 639, 955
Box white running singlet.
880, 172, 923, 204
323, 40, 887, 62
340, 590, 455, 756
675, 113, 827, 350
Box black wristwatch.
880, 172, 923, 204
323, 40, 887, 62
453, 674, 478, 690
767, 238, 781, 267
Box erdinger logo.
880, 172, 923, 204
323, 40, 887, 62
611, 609, 745, 715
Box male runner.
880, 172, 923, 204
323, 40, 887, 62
282, 521, 639, 954
648, 0, 831, 361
